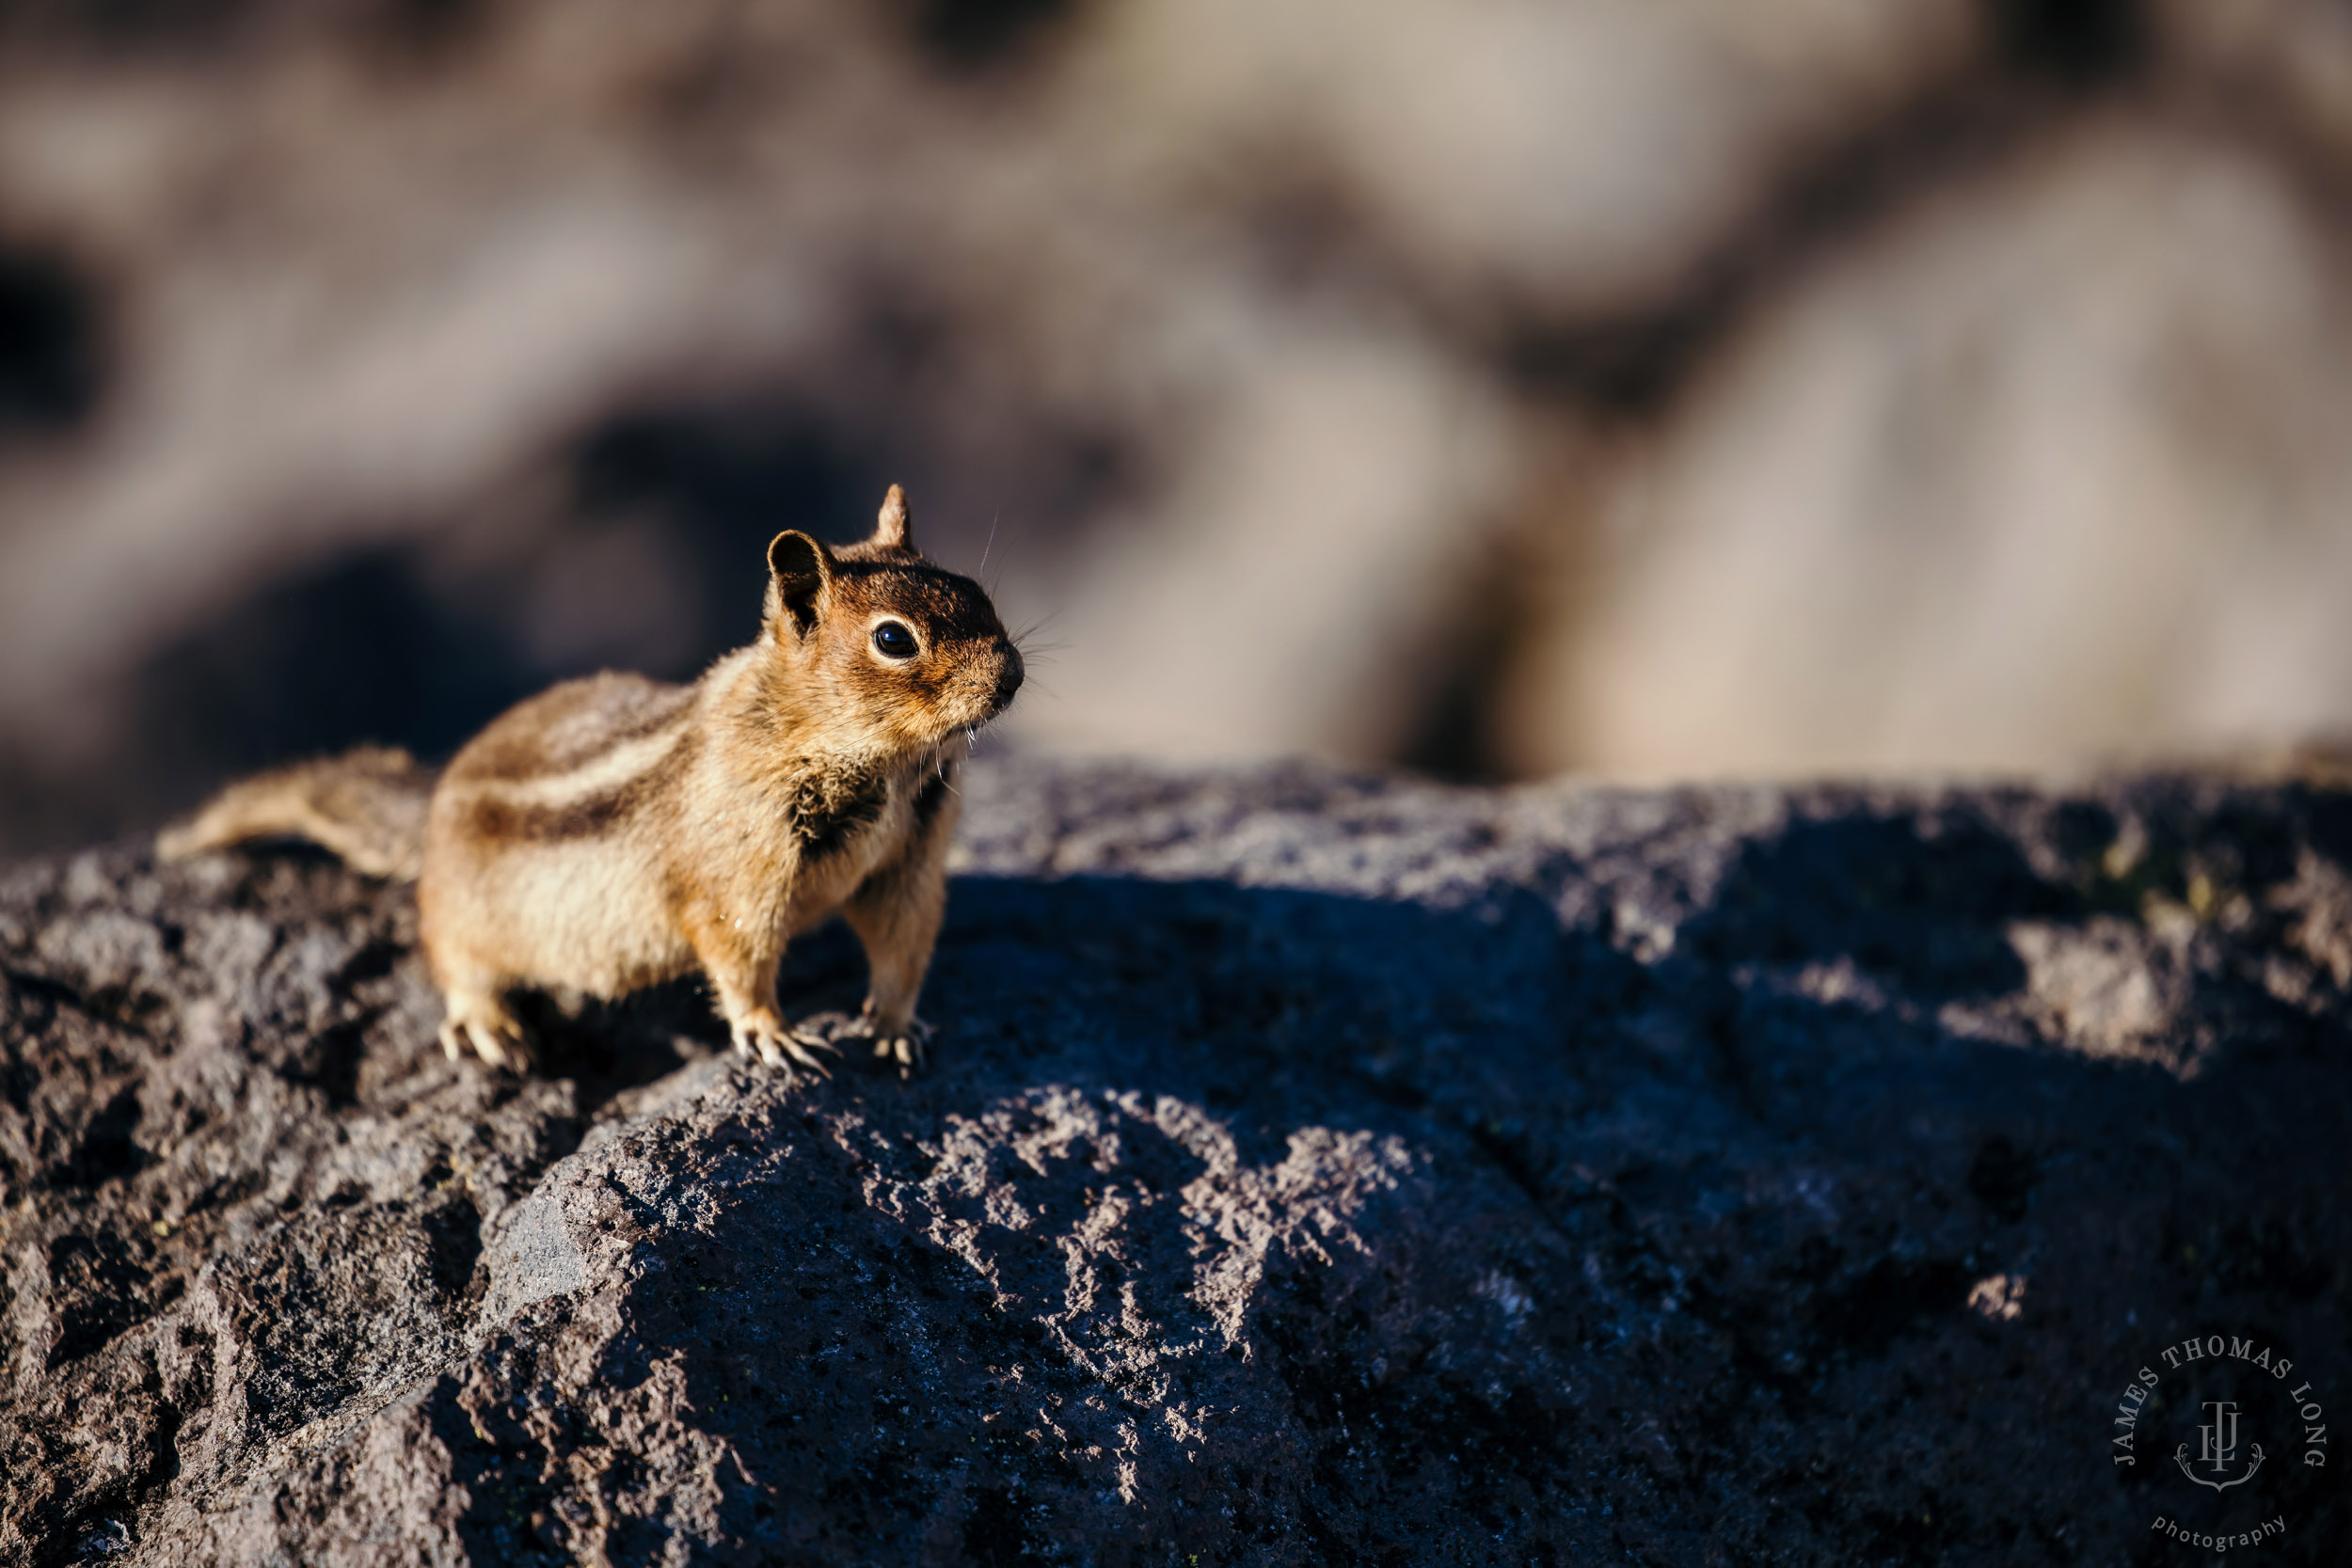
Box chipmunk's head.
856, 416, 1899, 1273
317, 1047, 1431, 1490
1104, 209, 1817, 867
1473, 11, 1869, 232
761, 485, 1023, 751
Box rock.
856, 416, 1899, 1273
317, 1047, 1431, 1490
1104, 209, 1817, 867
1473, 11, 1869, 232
3, 757, 2349, 1564
1503, 119, 2352, 782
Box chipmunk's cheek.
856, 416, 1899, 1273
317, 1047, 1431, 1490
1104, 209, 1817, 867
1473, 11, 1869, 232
904, 681, 964, 742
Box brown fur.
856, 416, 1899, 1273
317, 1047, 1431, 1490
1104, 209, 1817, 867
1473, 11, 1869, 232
159, 485, 1021, 1077
155, 745, 435, 879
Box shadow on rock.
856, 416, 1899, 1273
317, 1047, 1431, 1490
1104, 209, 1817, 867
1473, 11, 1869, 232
4, 766, 2351, 1564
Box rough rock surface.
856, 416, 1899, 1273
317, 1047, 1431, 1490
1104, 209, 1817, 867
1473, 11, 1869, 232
3, 758, 2349, 1566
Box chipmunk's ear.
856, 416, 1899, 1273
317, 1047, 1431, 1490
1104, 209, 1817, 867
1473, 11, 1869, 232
766, 530, 834, 639
871, 483, 914, 551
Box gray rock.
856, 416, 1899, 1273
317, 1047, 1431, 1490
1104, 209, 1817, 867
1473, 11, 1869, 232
2, 758, 2348, 1564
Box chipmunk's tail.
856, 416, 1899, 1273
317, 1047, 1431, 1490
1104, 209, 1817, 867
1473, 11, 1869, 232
156, 746, 436, 879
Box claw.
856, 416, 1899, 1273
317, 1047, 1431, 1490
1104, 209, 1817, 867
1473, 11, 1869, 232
865, 1015, 931, 1078
789, 1026, 843, 1058
730, 1022, 783, 1070
463, 1018, 535, 1073
781, 1033, 834, 1078
731, 1017, 831, 1080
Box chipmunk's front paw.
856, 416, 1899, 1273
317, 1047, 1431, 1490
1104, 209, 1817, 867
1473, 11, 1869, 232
858, 1009, 932, 1079
730, 1013, 836, 1079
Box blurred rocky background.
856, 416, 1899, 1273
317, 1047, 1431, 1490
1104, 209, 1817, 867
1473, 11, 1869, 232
2, 0, 2351, 854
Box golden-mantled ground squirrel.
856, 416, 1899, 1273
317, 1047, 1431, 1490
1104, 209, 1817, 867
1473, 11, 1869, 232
159, 486, 1022, 1079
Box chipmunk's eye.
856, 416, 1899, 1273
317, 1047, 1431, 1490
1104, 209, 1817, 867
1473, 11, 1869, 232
871, 621, 918, 659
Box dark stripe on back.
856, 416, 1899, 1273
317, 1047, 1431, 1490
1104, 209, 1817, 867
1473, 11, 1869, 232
457, 675, 696, 784
463, 730, 696, 843
595, 685, 698, 747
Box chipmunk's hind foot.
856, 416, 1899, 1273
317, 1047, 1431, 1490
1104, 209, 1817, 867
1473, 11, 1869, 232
438, 990, 537, 1073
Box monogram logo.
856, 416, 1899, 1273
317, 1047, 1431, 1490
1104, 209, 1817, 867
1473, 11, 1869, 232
2113, 1328, 2333, 1554
2176, 1400, 2264, 1492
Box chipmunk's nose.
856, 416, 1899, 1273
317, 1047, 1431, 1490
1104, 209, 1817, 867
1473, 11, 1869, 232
992, 641, 1024, 710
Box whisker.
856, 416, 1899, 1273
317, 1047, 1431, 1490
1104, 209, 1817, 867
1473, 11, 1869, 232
1009, 620, 1063, 667
984, 523, 1025, 600
979, 512, 999, 578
